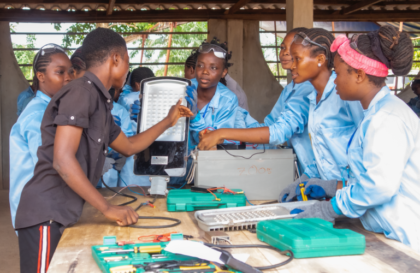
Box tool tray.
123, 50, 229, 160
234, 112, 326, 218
167, 189, 246, 212
257, 218, 366, 258
92, 235, 241, 273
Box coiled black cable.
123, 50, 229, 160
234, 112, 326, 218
101, 177, 181, 229
204, 243, 294, 270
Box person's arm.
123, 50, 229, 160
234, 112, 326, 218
53, 125, 139, 226
198, 127, 270, 150
198, 85, 311, 150
335, 114, 409, 217
110, 99, 193, 156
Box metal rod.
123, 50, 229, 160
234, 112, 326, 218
10, 31, 208, 35
164, 22, 175, 76
19, 62, 187, 67
13, 47, 199, 51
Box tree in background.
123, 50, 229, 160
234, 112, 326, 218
54, 22, 207, 77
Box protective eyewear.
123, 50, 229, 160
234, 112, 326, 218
293, 32, 328, 52
349, 34, 365, 55
198, 44, 227, 59
33, 43, 66, 73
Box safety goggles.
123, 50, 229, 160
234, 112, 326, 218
33, 43, 66, 73
198, 44, 227, 59
293, 32, 328, 52
349, 34, 365, 55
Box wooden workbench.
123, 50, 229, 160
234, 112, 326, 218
48, 190, 420, 273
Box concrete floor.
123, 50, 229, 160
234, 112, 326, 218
0, 190, 20, 272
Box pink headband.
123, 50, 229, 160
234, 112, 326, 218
331, 35, 388, 77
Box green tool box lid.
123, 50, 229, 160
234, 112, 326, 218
257, 218, 366, 258
167, 189, 246, 212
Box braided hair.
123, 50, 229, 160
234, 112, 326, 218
347, 26, 414, 87
289, 27, 308, 34
32, 50, 67, 93
198, 37, 232, 85
301, 28, 336, 69
185, 49, 198, 69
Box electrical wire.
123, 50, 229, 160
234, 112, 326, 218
204, 243, 294, 270
118, 174, 147, 196
245, 196, 255, 206
217, 144, 266, 160
101, 177, 137, 206
102, 177, 181, 229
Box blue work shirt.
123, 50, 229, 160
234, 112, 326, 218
189, 78, 239, 150
9, 91, 50, 228
308, 72, 364, 181
407, 97, 420, 115
235, 81, 319, 178
335, 86, 420, 252
102, 102, 150, 187
117, 84, 139, 133
118, 84, 138, 111
17, 86, 34, 116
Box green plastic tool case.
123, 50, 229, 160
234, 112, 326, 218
257, 218, 366, 258
167, 189, 246, 212
92, 235, 241, 273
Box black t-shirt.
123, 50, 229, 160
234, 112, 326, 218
15, 71, 121, 230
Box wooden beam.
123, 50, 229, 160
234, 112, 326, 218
225, 0, 251, 15
0, 8, 287, 22
106, 0, 115, 16
1, 8, 420, 22
339, 0, 384, 15
2, 0, 420, 5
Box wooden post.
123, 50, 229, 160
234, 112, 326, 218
164, 22, 175, 76
274, 21, 280, 81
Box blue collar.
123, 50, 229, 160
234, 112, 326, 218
36, 90, 51, 103
364, 86, 390, 116
308, 71, 337, 105
191, 78, 223, 110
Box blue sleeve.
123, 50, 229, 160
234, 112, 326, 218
118, 107, 134, 137
267, 86, 311, 145
336, 115, 409, 217
234, 107, 260, 129
21, 112, 43, 165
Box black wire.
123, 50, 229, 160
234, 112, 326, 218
260, 200, 278, 205
204, 243, 294, 270
102, 177, 181, 229
130, 216, 181, 229
217, 144, 266, 160
101, 176, 137, 206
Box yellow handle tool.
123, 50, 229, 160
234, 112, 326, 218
299, 183, 308, 201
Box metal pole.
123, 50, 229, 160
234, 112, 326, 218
140, 34, 146, 67
164, 22, 176, 76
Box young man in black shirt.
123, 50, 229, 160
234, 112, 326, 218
14, 28, 192, 273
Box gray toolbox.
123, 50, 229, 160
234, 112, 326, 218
194, 148, 296, 200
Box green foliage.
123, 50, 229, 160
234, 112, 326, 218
13, 42, 37, 81
146, 22, 207, 76
412, 39, 420, 70
54, 22, 207, 77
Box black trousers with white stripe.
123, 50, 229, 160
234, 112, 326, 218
18, 221, 62, 273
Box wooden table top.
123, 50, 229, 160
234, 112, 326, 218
48, 190, 420, 273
